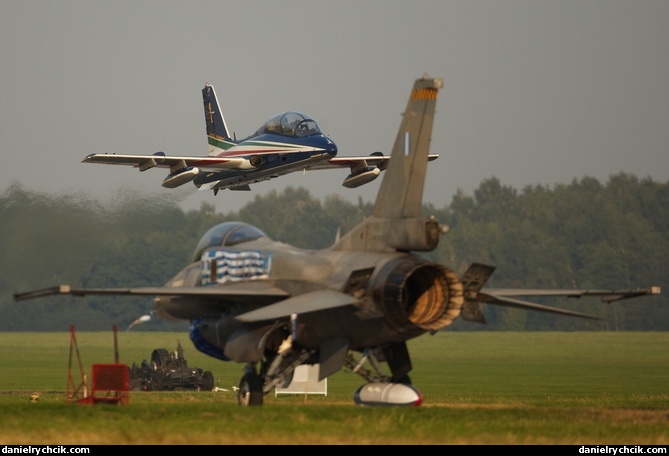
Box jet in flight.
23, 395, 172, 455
82, 82, 436, 194
14, 76, 660, 407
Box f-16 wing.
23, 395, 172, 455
13, 282, 290, 303
481, 287, 661, 303
12, 282, 360, 323
474, 286, 661, 321
458, 262, 661, 322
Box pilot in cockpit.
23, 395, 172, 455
260, 112, 320, 138
282, 124, 295, 135
281, 115, 297, 135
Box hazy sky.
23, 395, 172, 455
2, 0, 668, 213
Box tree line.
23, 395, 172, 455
0, 172, 666, 332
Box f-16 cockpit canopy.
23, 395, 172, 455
192, 222, 269, 261
254, 111, 322, 138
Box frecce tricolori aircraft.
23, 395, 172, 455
81, 82, 436, 194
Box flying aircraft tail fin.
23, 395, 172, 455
332, 75, 444, 252
202, 83, 236, 155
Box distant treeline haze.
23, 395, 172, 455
1, 173, 667, 331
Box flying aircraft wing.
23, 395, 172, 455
82, 152, 249, 171
305, 153, 439, 171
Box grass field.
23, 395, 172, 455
0, 331, 667, 444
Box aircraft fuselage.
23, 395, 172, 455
155, 234, 461, 364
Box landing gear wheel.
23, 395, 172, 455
201, 371, 214, 391
238, 372, 263, 406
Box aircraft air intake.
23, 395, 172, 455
377, 258, 464, 332
249, 155, 264, 167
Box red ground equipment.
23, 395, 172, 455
67, 325, 130, 405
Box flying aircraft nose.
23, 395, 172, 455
322, 137, 337, 156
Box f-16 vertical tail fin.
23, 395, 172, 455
333, 75, 443, 252
374, 75, 443, 218
202, 83, 236, 155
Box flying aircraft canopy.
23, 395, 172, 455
256, 112, 322, 138
192, 222, 269, 261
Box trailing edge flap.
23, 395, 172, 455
477, 292, 600, 320
235, 289, 358, 323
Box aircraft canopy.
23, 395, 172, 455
256, 111, 322, 138
192, 222, 269, 261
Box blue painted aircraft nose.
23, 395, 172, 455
323, 137, 337, 156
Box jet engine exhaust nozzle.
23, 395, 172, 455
380, 259, 465, 332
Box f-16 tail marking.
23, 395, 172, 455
374, 75, 442, 219
333, 75, 443, 253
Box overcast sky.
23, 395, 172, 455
2, 0, 668, 214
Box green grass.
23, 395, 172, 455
0, 331, 668, 444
